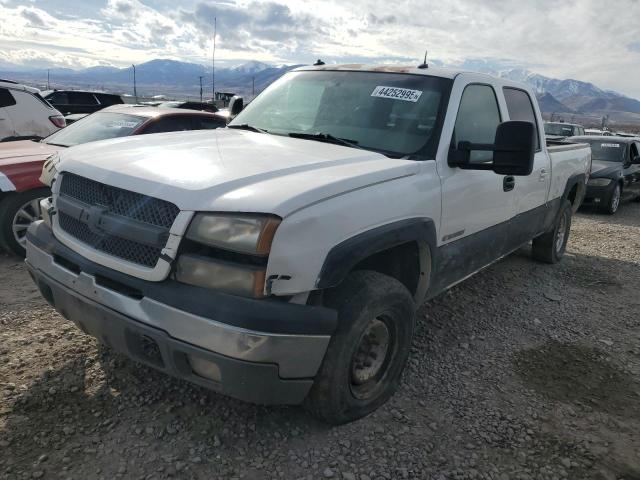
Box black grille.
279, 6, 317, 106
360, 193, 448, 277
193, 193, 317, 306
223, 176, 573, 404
58, 212, 162, 268
60, 173, 179, 228
57, 173, 178, 268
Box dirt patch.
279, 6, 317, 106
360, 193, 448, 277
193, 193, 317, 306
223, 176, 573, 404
514, 341, 640, 418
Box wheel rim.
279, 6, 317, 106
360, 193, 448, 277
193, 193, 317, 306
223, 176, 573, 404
350, 316, 393, 400
611, 186, 620, 212
12, 197, 44, 248
555, 212, 567, 253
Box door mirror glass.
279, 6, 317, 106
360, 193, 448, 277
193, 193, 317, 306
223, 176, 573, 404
492, 121, 536, 175
449, 121, 536, 176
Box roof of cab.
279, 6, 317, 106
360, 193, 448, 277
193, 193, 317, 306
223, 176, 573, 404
293, 64, 480, 80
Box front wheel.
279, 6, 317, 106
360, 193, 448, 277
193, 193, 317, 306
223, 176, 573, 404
603, 183, 621, 214
305, 271, 416, 425
0, 188, 50, 257
532, 199, 572, 264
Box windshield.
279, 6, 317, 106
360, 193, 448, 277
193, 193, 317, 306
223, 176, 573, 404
586, 141, 627, 163
229, 70, 452, 159
545, 123, 578, 137
44, 112, 146, 147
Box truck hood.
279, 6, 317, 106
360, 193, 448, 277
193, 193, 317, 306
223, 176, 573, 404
0, 140, 59, 168
590, 159, 621, 178
57, 128, 420, 216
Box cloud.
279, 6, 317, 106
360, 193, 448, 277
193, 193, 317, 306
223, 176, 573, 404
0, 0, 640, 98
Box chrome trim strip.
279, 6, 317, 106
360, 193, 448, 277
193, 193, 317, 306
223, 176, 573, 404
27, 242, 329, 378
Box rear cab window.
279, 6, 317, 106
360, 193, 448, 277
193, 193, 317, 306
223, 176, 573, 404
68, 92, 99, 105
503, 87, 540, 150
0, 88, 17, 108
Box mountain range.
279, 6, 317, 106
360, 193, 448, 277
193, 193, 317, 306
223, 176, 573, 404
1, 58, 639, 126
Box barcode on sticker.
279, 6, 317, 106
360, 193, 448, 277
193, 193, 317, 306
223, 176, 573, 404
371, 86, 422, 102
601, 143, 620, 148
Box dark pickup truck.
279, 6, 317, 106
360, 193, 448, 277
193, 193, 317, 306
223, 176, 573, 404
569, 135, 640, 214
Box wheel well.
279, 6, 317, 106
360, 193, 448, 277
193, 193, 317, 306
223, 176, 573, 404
567, 184, 578, 206
351, 241, 422, 297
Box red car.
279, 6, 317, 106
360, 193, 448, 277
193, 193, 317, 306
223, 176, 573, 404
0, 105, 227, 256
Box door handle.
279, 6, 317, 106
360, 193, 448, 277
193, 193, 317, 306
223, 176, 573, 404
539, 168, 548, 182
503, 176, 515, 192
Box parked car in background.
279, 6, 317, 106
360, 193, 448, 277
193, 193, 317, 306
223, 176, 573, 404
43, 90, 124, 115
158, 101, 218, 113
569, 135, 640, 214
544, 121, 585, 139
0, 105, 226, 256
26, 64, 591, 424
0, 80, 65, 142
585, 128, 613, 136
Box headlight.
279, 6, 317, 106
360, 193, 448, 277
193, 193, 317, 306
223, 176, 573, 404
587, 178, 612, 187
175, 254, 266, 297
186, 213, 280, 255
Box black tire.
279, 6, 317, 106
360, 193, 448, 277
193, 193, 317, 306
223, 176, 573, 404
0, 188, 50, 257
305, 270, 416, 425
532, 199, 572, 264
602, 182, 621, 215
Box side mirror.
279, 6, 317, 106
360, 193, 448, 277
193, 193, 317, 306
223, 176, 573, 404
228, 96, 244, 121
448, 121, 536, 176
632, 154, 640, 165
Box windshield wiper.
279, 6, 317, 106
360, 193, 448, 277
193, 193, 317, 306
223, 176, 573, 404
228, 124, 268, 134
288, 132, 362, 150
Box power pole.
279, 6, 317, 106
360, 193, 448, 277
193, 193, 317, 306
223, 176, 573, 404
212, 17, 217, 102
47, 69, 50, 90
199, 75, 204, 102
252, 76, 255, 98
132, 64, 137, 102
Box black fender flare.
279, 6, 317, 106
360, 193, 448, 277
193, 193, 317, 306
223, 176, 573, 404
562, 173, 587, 212
316, 218, 437, 300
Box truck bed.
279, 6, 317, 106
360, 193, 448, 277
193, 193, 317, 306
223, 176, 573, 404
546, 140, 591, 205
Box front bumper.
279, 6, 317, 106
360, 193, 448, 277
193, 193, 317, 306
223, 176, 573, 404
25, 221, 336, 405
583, 183, 612, 205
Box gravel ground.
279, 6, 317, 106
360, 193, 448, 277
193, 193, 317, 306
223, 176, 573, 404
1, 203, 639, 480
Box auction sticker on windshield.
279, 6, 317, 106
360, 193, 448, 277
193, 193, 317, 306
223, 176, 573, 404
106, 120, 140, 129
601, 143, 621, 148
371, 86, 422, 102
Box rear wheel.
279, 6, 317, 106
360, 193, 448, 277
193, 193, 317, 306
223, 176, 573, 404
0, 188, 49, 257
532, 200, 572, 264
305, 270, 415, 425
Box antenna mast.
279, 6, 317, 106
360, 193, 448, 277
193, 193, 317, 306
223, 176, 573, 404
212, 17, 216, 101
417, 49, 428, 69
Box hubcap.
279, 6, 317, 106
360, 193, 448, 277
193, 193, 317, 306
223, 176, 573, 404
12, 197, 44, 248
611, 186, 620, 212
555, 213, 567, 253
351, 318, 390, 389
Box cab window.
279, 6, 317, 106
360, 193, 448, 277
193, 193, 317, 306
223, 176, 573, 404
453, 84, 501, 163
0, 88, 16, 108
503, 87, 540, 150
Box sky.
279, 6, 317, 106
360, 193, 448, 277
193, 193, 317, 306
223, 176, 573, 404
1, 0, 640, 97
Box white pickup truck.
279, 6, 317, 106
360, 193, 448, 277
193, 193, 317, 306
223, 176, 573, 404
25, 64, 591, 424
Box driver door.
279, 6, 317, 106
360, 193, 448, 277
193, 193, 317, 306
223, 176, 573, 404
438, 78, 514, 282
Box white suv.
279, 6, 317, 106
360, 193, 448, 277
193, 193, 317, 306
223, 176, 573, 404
0, 80, 65, 142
